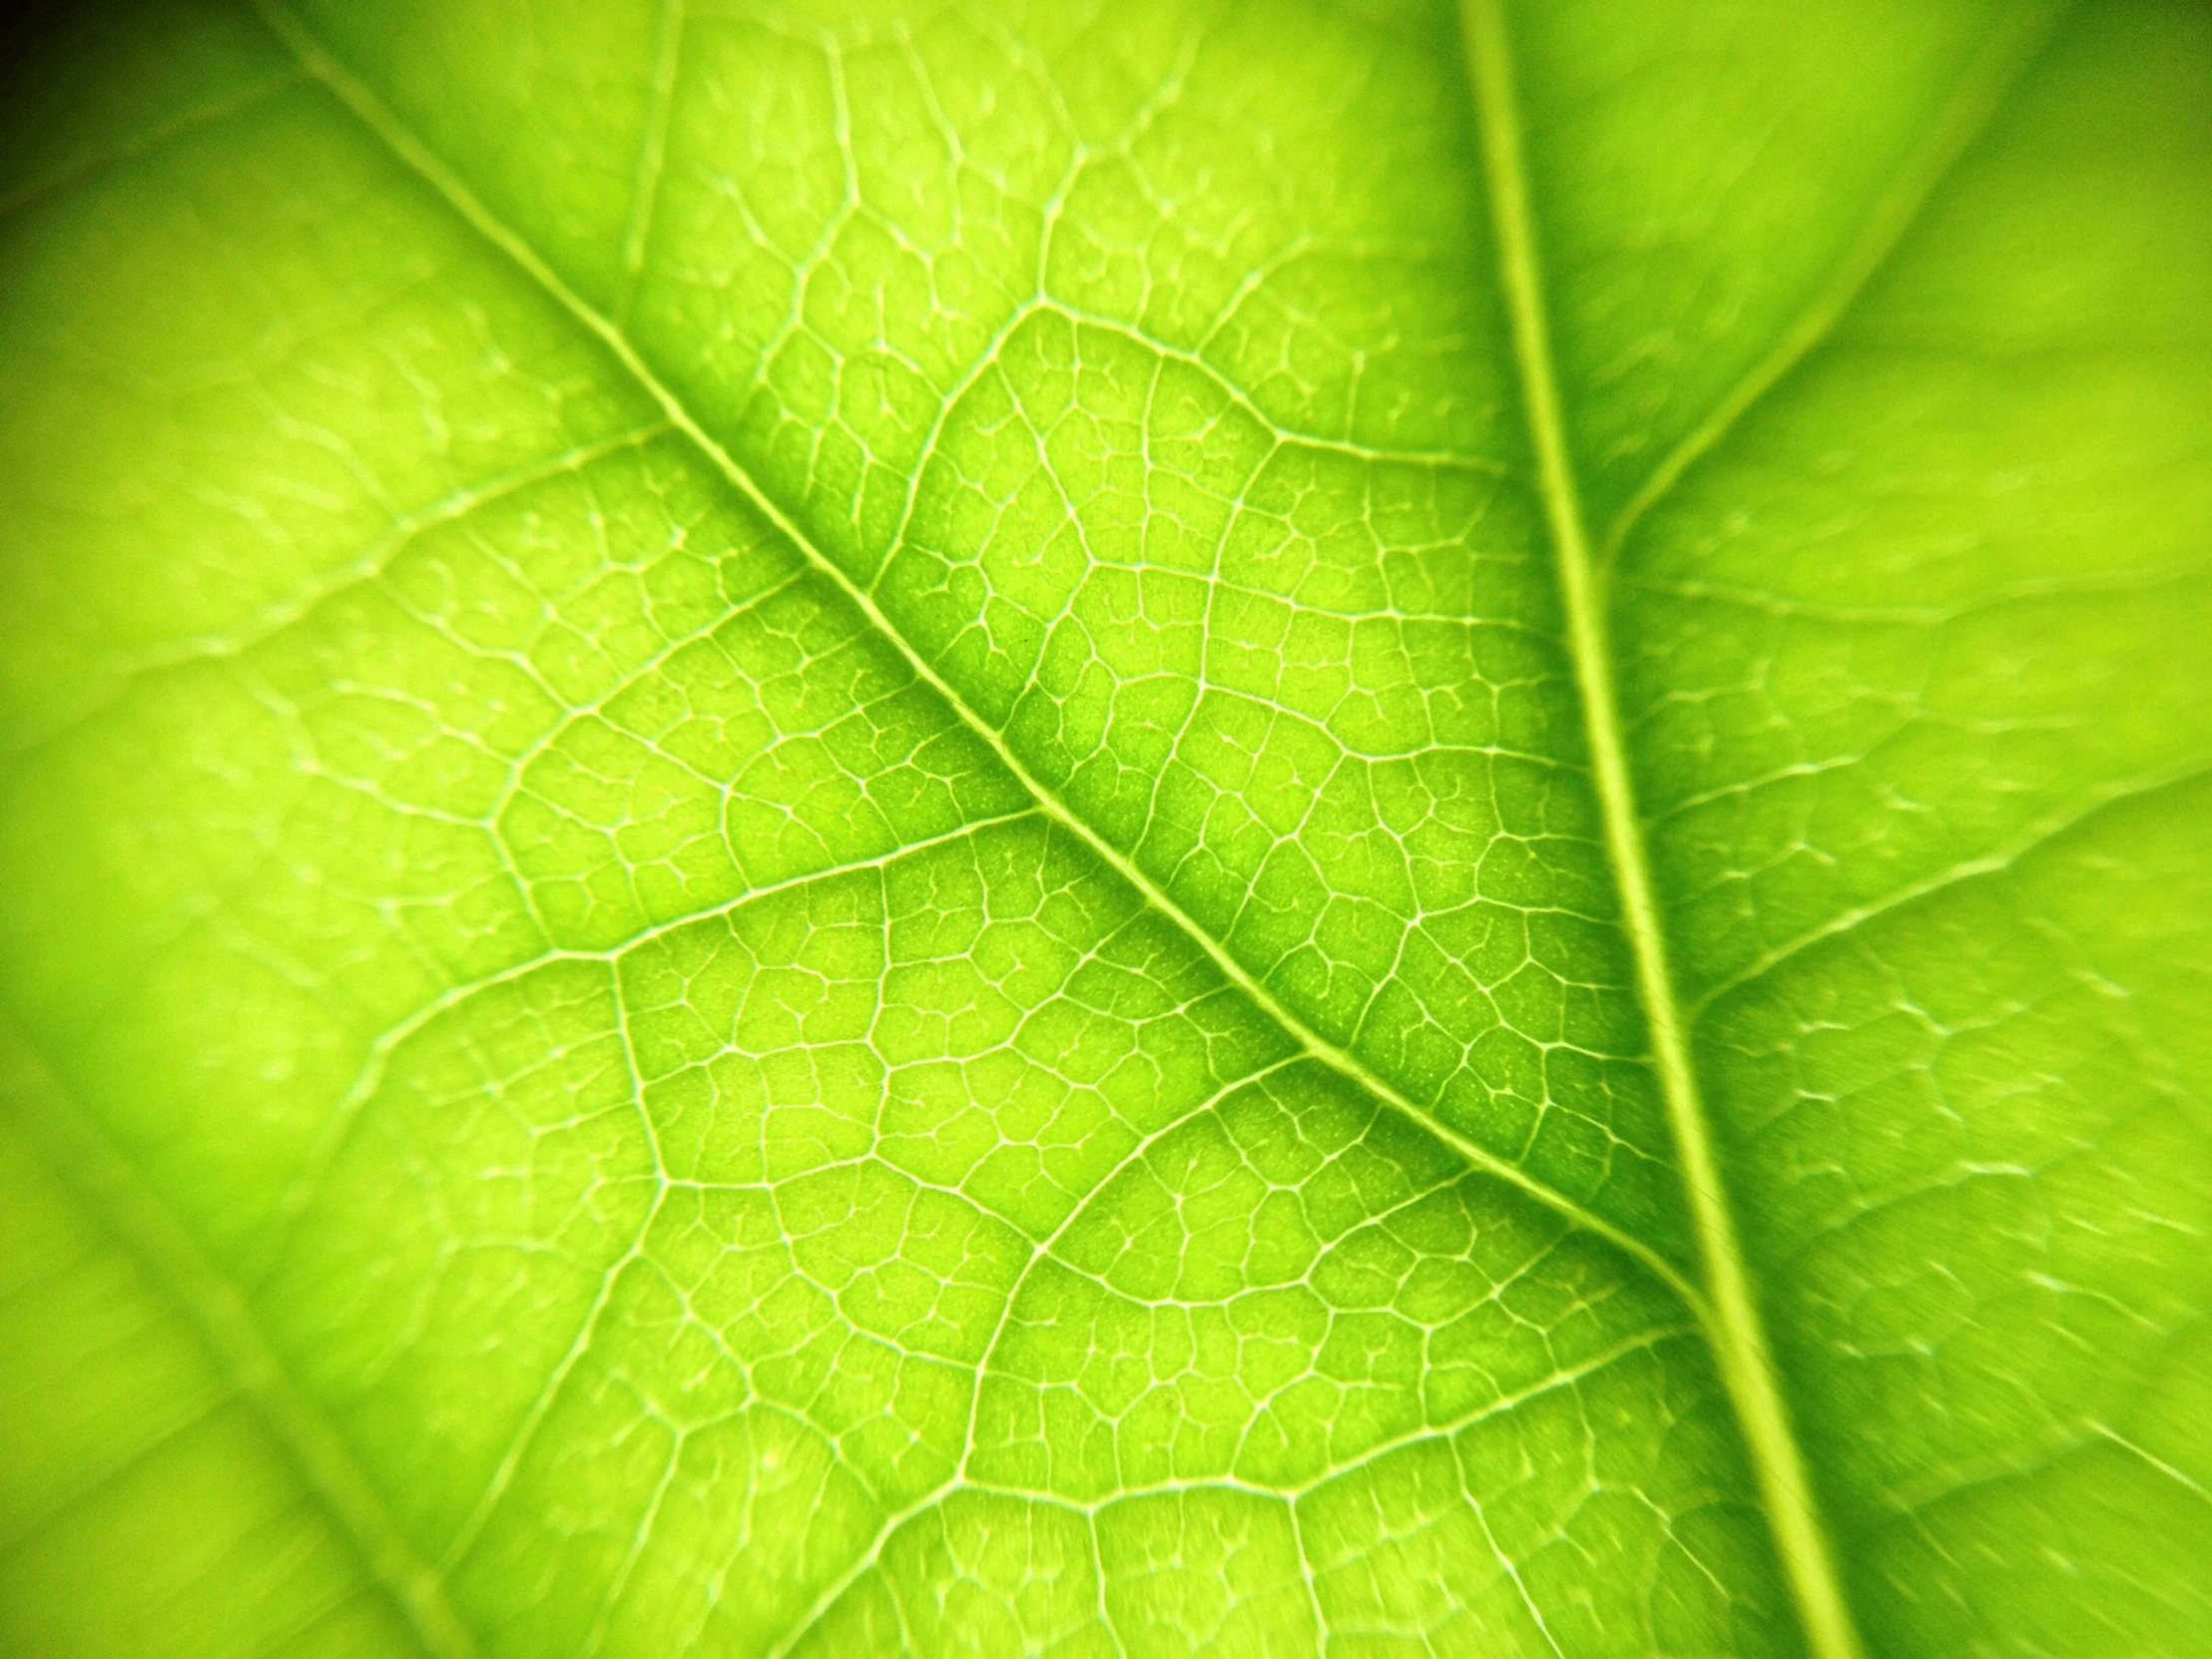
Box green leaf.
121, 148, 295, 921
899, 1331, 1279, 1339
2, 0, 2207, 1653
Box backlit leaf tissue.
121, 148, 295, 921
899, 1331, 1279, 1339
1, 1, 2207, 1654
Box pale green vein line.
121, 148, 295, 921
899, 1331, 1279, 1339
255, 0, 1706, 1323
1878, 1421, 2083, 1517
1285, 1498, 1329, 1652
1458, 6, 1867, 1659
1474, 1496, 1568, 1659
1690, 752, 2212, 1020
0, 1389, 227, 1558
1086, 1509, 1131, 1659
2094, 1424, 2212, 1512
615, 0, 686, 325
121, 422, 671, 673
0, 68, 305, 221
3, 419, 676, 761
263, 804, 1045, 1266
763, 1055, 1302, 1659
1298, 1323, 1698, 1500
1596, 0, 2065, 566
0, 1034, 478, 1659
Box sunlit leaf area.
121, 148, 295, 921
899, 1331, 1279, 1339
2, 1, 2207, 1654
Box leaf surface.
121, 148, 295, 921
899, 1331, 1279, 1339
2, 1, 2208, 1654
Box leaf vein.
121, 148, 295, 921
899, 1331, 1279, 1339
253, 0, 1701, 1320
1596, 0, 2068, 567
0, 1036, 479, 1659
1459, 4, 1867, 1656
1690, 752, 2212, 1020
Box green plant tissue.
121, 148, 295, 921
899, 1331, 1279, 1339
1, 1, 2208, 1654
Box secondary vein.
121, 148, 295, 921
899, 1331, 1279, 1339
614, 0, 686, 324
0, 1034, 479, 1659
1456, 5, 1868, 1658
254, 0, 1706, 1318
1596, 0, 2064, 566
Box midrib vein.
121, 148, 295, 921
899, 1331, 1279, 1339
255, 0, 1705, 1316
0, 1035, 477, 1659
1456, 6, 1867, 1659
